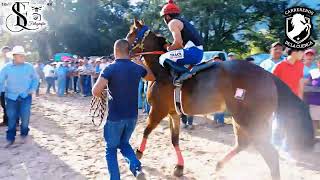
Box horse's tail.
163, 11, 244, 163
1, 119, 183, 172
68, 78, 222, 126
272, 75, 315, 150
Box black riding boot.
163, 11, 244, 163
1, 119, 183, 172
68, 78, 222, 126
163, 59, 189, 73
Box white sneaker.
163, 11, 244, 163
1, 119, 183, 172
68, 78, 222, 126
136, 170, 146, 180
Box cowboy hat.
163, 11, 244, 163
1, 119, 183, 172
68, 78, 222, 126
7, 46, 26, 58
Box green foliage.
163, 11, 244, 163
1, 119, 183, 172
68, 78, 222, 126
0, 0, 319, 60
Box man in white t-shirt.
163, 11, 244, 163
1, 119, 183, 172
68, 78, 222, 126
43, 63, 57, 94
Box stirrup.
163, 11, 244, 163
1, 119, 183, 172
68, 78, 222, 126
175, 72, 193, 84
170, 70, 182, 86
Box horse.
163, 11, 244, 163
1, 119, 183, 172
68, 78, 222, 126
125, 19, 315, 180
288, 13, 311, 41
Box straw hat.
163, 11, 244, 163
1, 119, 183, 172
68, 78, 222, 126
7, 46, 26, 58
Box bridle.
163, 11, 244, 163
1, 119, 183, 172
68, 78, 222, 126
130, 25, 165, 57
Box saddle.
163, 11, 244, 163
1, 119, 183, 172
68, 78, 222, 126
166, 61, 216, 115
168, 61, 216, 86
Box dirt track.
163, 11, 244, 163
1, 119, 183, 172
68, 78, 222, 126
0, 94, 320, 180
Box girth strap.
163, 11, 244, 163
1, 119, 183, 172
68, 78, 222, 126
174, 84, 187, 116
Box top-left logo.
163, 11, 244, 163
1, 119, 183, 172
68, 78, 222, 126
1, 1, 52, 33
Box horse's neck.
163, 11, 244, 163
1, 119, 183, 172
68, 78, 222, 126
144, 55, 171, 83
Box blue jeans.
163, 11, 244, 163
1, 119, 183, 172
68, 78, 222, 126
36, 82, 41, 96
214, 113, 225, 124
143, 82, 150, 113
66, 77, 70, 93
181, 115, 193, 125
73, 76, 79, 92
80, 75, 92, 96
57, 77, 66, 97
45, 77, 56, 93
104, 119, 141, 180
6, 95, 32, 142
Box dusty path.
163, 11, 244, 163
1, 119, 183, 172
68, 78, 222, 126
0, 94, 320, 180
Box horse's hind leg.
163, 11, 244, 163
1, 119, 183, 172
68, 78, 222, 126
216, 122, 250, 171
254, 140, 280, 180
169, 113, 184, 177
136, 106, 168, 159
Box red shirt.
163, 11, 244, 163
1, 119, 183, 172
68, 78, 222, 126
272, 59, 303, 96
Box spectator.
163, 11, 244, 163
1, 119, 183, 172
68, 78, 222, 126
0, 46, 39, 147
213, 113, 225, 128
55, 62, 69, 97
43, 62, 57, 94
78, 58, 94, 97
209, 55, 226, 127
0, 46, 12, 126
181, 115, 194, 130
99, 57, 109, 71
227, 52, 236, 61
210, 55, 223, 62
260, 42, 284, 72
304, 54, 320, 133
303, 49, 317, 78
272, 48, 304, 98
92, 39, 155, 180
65, 61, 72, 94
34, 61, 45, 96
272, 48, 305, 150
143, 81, 150, 114
94, 58, 102, 82
208, 54, 226, 128
70, 61, 80, 93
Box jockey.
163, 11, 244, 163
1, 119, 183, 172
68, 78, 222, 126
159, 0, 204, 74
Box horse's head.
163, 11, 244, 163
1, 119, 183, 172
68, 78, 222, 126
126, 18, 167, 55
291, 13, 306, 26
126, 18, 170, 81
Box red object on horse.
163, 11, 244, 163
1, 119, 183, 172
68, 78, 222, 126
160, 0, 181, 17
134, 51, 165, 56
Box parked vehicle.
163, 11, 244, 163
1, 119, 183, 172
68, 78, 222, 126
202, 51, 228, 62
250, 53, 286, 65
250, 53, 270, 65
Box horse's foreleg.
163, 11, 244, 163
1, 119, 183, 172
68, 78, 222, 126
136, 106, 168, 159
169, 114, 184, 177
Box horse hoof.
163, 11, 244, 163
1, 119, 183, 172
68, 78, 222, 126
136, 149, 143, 160
173, 165, 184, 177
216, 162, 223, 172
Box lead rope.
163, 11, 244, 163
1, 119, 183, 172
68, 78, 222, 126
89, 89, 108, 126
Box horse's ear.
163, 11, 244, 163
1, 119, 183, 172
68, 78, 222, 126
139, 19, 145, 25
134, 17, 142, 28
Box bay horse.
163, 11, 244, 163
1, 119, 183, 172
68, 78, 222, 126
126, 19, 315, 180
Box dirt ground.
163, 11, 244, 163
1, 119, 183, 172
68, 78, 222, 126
0, 93, 320, 180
